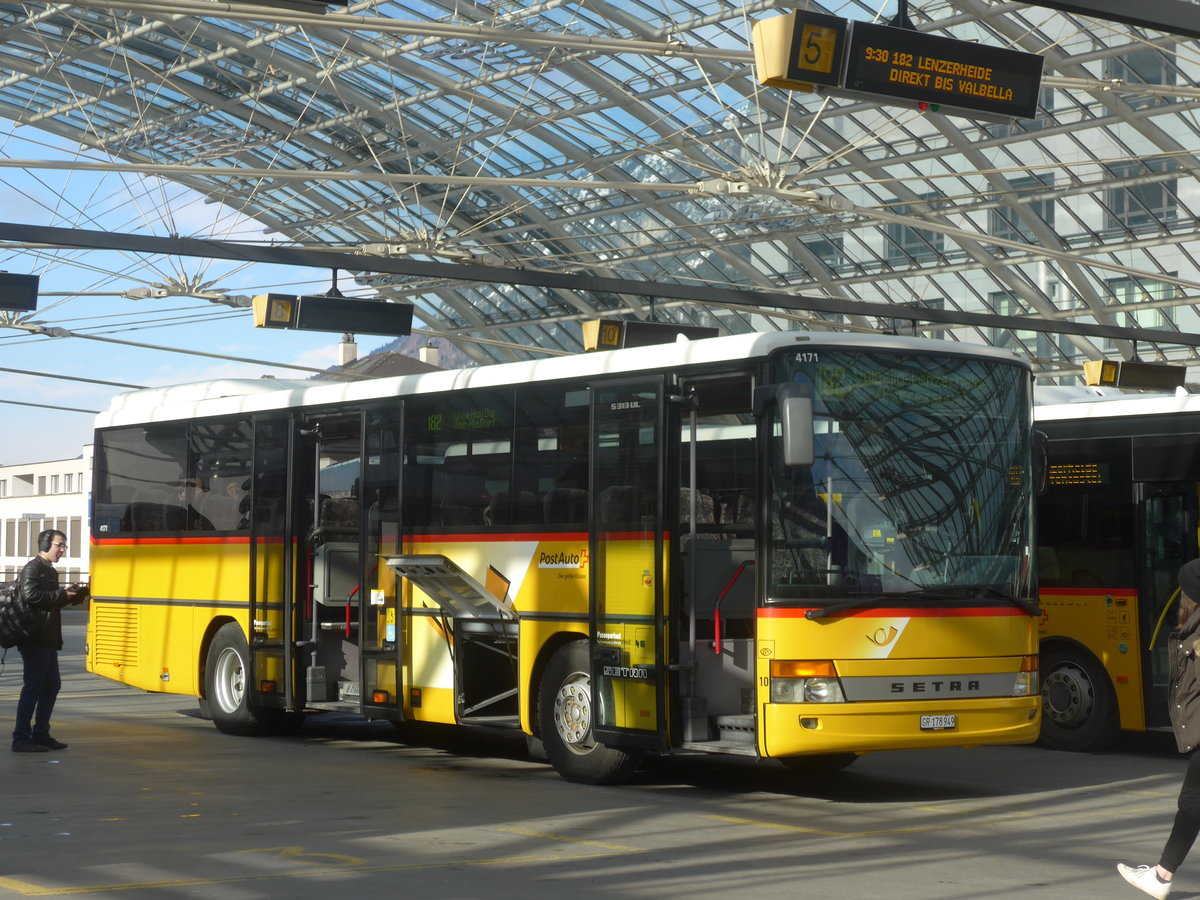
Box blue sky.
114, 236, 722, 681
0, 120, 400, 465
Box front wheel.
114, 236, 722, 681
538, 641, 640, 785
1040, 645, 1117, 752
204, 622, 279, 736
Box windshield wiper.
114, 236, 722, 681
968, 585, 1041, 616
804, 596, 890, 620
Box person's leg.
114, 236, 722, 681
1160, 749, 1200, 874
11, 645, 51, 748
30, 651, 61, 743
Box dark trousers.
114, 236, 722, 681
12, 644, 61, 747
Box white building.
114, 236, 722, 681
0, 449, 92, 584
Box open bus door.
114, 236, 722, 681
588, 376, 672, 753
290, 410, 406, 719
241, 415, 306, 724
1139, 482, 1199, 731
293, 412, 364, 709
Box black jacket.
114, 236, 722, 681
17, 556, 70, 650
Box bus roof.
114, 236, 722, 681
96, 330, 1029, 429
1034, 387, 1200, 422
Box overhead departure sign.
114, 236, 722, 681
753, 12, 1044, 122
254, 293, 413, 337
0, 272, 39, 311
843, 21, 1044, 121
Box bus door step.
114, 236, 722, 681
458, 714, 520, 727
679, 714, 759, 756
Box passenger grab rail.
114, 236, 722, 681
713, 560, 754, 655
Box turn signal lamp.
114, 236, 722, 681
1013, 655, 1039, 696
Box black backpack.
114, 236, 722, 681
0, 581, 47, 649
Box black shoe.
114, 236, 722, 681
12, 743, 49, 753
35, 737, 67, 750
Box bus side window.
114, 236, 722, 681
95, 424, 189, 536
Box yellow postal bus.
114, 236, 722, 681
87, 331, 1040, 783
1035, 390, 1200, 751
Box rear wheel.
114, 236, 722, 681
205, 622, 280, 736
1040, 645, 1117, 751
538, 641, 639, 785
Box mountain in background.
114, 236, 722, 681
371, 333, 478, 369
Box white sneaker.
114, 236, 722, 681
1118, 863, 1172, 900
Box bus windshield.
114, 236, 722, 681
766, 347, 1033, 605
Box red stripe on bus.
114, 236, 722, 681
1038, 587, 1137, 597
95, 530, 670, 545
408, 531, 592, 543
759, 606, 1030, 619
91, 535, 269, 546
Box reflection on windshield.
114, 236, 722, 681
767, 349, 1032, 602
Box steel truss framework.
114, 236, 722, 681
1, 0, 1199, 381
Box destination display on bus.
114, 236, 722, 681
1046, 461, 1109, 487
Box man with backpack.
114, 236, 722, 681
10, 529, 86, 753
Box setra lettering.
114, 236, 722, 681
890, 680, 980, 694
602, 665, 650, 680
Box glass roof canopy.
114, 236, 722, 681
0, 0, 1197, 380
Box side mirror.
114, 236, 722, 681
778, 384, 814, 468
1033, 430, 1049, 495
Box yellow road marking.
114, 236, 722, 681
706, 812, 961, 837
236, 846, 365, 867
495, 826, 642, 852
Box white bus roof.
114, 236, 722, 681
1035, 386, 1200, 422
96, 331, 1028, 429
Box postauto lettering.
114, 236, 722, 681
539, 551, 584, 569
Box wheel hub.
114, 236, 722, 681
553, 675, 594, 753
213, 646, 245, 715
1042, 664, 1093, 727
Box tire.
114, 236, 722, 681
204, 621, 279, 736
779, 753, 859, 774
538, 641, 640, 785
1039, 645, 1117, 752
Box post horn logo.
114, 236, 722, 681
866, 625, 899, 647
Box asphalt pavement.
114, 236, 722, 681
0, 613, 1192, 899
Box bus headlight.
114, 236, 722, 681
770, 660, 845, 703
1012, 655, 1039, 696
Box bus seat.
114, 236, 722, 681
485, 491, 539, 525
316, 496, 359, 539
599, 485, 637, 525
680, 488, 716, 525
544, 488, 587, 525
734, 493, 753, 523
440, 476, 487, 525
122, 501, 166, 532
681, 488, 721, 541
